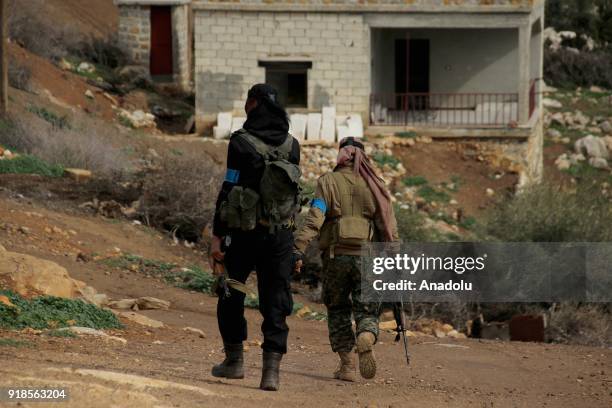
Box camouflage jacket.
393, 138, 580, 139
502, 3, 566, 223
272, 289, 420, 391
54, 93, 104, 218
294, 166, 399, 257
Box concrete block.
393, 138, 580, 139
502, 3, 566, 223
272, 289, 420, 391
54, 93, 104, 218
337, 125, 350, 141
231, 117, 246, 133
289, 114, 308, 141
347, 114, 364, 138
321, 106, 336, 143
306, 113, 322, 141
214, 112, 232, 139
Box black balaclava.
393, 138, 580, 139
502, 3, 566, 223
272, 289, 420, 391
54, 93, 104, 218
243, 84, 290, 146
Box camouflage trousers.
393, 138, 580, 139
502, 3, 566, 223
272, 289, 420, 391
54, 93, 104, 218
322, 255, 379, 353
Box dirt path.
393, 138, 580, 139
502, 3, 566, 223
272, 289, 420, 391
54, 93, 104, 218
0, 195, 610, 408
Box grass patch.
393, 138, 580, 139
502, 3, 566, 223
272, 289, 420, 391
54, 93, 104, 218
0, 155, 64, 177
0, 338, 34, 348
402, 175, 428, 187
27, 105, 70, 129
373, 153, 400, 169
417, 185, 451, 203
395, 205, 432, 242
484, 183, 612, 242
100, 254, 216, 294
394, 131, 417, 139
0, 290, 122, 330
46, 329, 77, 338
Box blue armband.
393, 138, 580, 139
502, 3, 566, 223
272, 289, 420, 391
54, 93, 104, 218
225, 169, 240, 184
310, 198, 327, 214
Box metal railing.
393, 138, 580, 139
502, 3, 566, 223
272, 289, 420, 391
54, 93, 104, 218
370, 92, 519, 127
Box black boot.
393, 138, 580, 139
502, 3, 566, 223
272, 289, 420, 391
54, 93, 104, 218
211, 343, 244, 379
259, 351, 282, 391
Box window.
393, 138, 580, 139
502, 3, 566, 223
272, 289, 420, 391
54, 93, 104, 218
258, 61, 312, 108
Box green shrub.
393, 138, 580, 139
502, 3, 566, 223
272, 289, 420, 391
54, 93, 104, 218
417, 185, 450, 203
28, 106, 71, 129
395, 131, 417, 139
0, 338, 34, 348
402, 175, 428, 187
0, 155, 64, 177
394, 205, 431, 242
372, 153, 400, 168
545, 47, 612, 89
484, 183, 612, 241
0, 291, 122, 330
173, 266, 216, 294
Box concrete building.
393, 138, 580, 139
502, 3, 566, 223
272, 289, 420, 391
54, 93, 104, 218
115, 0, 545, 185
115, 0, 193, 90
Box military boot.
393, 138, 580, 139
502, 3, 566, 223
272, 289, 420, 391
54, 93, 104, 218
211, 343, 244, 379
355, 331, 376, 379
259, 351, 282, 391
334, 351, 356, 382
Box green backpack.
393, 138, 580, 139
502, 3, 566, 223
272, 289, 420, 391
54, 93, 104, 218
237, 130, 302, 229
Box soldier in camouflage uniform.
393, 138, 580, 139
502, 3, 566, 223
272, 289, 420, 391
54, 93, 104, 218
293, 137, 399, 381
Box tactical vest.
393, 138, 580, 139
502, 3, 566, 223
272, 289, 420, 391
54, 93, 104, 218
219, 130, 302, 232
319, 169, 376, 252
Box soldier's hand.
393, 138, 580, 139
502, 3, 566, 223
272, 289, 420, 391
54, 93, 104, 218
293, 251, 304, 274
294, 259, 303, 274
208, 235, 225, 271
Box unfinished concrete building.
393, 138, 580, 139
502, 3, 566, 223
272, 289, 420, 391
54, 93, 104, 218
115, 0, 193, 91
115, 0, 545, 185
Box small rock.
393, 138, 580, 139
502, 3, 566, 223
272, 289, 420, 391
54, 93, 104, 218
18, 226, 31, 235
588, 157, 609, 169
0, 295, 16, 308
543, 98, 562, 109
59, 326, 127, 344
85, 89, 95, 99
77, 62, 95, 74
486, 188, 495, 197
118, 311, 164, 329
546, 128, 562, 139
600, 121, 612, 135
182, 327, 206, 338
64, 168, 92, 182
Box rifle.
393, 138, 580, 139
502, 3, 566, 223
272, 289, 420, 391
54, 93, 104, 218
392, 300, 410, 366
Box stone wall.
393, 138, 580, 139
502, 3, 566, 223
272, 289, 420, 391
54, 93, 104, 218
118, 6, 151, 70
194, 10, 371, 131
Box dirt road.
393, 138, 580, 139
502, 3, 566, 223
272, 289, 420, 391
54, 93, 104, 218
0, 191, 610, 408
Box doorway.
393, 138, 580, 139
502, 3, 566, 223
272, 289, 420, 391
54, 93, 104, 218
395, 38, 430, 109
150, 6, 173, 77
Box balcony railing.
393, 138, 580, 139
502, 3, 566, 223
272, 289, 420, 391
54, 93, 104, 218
370, 92, 520, 127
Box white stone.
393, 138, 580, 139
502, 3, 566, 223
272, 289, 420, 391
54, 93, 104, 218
289, 114, 308, 141
542, 98, 562, 109
230, 117, 246, 133
321, 106, 336, 143
337, 125, 350, 141
214, 112, 232, 139
575, 135, 609, 160
346, 114, 364, 138
588, 157, 609, 169
306, 113, 322, 141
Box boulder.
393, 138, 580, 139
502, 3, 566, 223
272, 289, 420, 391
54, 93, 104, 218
600, 120, 612, 135
575, 135, 609, 159
546, 128, 562, 139
588, 157, 609, 169
118, 311, 164, 328
182, 327, 206, 338
58, 327, 127, 344
542, 98, 562, 109
64, 168, 92, 182
0, 248, 87, 298
108, 297, 170, 311
379, 320, 398, 331
77, 62, 95, 74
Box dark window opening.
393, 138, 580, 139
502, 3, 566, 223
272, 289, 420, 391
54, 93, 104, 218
259, 61, 312, 108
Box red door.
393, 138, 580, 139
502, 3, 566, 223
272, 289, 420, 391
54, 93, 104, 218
150, 6, 173, 76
